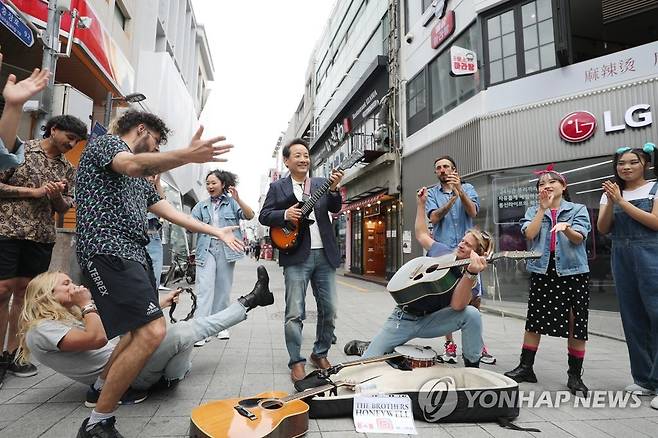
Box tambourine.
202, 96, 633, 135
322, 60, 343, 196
168, 287, 197, 323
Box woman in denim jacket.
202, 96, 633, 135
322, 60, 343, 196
505, 167, 591, 396
598, 144, 658, 410
191, 170, 254, 345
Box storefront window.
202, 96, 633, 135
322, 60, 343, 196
429, 24, 482, 120
161, 182, 190, 259
468, 155, 625, 312
483, 0, 557, 86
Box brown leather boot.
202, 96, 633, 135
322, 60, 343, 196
309, 353, 331, 370
290, 362, 306, 382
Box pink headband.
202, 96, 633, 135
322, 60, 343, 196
532, 163, 567, 184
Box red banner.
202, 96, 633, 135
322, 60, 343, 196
12, 0, 132, 93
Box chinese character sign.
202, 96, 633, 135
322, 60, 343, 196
450, 46, 477, 76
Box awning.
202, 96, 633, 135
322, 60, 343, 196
337, 192, 387, 215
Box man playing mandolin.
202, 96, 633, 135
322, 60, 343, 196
259, 138, 344, 382
346, 187, 490, 367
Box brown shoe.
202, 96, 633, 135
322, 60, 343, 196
309, 353, 331, 370
290, 362, 306, 382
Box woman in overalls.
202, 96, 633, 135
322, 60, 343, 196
597, 143, 658, 410
505, 166, 591, 396
192, 170, 254, 345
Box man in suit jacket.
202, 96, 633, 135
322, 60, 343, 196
259, 138, 344, 382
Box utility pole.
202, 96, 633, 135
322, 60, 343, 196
33, 0, 63, 139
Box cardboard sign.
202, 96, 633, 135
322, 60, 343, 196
353, 394, 417, 435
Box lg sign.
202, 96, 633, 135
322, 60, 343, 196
559, 104, 653, 143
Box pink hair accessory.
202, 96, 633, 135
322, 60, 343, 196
532, 163, 567, 183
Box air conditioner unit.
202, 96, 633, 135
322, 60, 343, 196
52, 84, 93, 134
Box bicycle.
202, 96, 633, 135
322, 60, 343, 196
163, 252, 196, 286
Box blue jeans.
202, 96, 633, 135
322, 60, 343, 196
132, 302, 247, 390
283, 249, 337, 368
195, 239, 235, 318
146, 233, 163, 290
363, 306, 483, 363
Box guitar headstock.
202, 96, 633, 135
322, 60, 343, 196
489, 251, 542, 262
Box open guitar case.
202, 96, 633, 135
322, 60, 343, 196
294, 359, 532, 430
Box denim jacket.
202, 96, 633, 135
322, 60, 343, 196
191, 195, 245, 265
520, 200, 590, 276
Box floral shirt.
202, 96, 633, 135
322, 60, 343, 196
75, 134, 162, 269
0, 139, 75, 243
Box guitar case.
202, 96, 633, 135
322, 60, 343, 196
301, 362, 519, 423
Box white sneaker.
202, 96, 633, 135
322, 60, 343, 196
651, 395, 658, 410
625, 383, 655, 395
217, 329, 230, 340
194, 339, 207, 347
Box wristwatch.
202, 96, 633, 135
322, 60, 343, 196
463, 268, 478, 281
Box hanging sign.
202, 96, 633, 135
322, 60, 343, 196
450, 46, 477, 76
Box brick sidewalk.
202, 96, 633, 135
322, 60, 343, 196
0, 257, 655, 437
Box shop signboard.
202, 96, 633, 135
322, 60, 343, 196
559, 103, 652, 143
430, 10, 455, 49
450, 46, 477, 76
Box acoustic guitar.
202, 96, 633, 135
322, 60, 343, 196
270, 149, 364, 254
189, 380, 357, 438
387, 251, 541, 306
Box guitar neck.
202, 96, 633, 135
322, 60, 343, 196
300, 179, 332, 216
332, 352, 401, 371
281, 382, 346, 403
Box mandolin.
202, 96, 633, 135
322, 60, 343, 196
189, 380, 357, 438
387, 251, 541, 306
270, 149, 364, 254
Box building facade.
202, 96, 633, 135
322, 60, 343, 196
399, 0, 658, 311
2, 0, 214, 272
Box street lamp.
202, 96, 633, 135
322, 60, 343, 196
103, 92, 147, 127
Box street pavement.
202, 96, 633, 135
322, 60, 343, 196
0, 256, 656, 437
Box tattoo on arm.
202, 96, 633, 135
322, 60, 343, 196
142, 165, 167, 177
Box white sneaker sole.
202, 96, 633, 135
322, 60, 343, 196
441, 355, 457, 364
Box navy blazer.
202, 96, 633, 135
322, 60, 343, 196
259, 175, 342, 268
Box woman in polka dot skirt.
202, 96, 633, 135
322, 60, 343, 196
504, 166, 591, 396
598, 144, 658, 409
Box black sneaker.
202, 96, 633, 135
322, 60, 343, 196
0, 351, 10, 389
77, 417, 124, 438
85, 385, 149, 408
7, 351, 37, 377
344, 340, 370, 356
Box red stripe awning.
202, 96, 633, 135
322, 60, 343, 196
337, 192, 386, 215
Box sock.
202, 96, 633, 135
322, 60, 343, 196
93, 377, 105, 391
568, 347, 585, 359
522, 343, 538, 351
86, 410, 114, 430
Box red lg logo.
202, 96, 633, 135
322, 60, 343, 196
559, 111, 597, 143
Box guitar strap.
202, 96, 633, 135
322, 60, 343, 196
303, 177, 312, 202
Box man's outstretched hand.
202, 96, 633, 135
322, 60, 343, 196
185, 125, 233, 164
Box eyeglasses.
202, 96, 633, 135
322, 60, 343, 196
146, 131, 162, 147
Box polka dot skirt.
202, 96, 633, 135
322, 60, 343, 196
525, 253, 590, 340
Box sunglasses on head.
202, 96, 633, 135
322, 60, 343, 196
616, 143, 655, 155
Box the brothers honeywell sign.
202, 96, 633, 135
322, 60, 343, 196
559, 103, 652, 143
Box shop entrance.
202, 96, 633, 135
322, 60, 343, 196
363, 215, 386, 277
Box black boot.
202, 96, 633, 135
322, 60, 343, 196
567, 354, 588, 396
504, 348, 538, 383
238, 266, 274, 312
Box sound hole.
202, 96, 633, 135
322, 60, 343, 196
425, 265, 439, 273
413, 273, 424, 281
260, 399, 284, 410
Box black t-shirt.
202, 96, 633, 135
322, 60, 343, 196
75, 134, 162, 268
